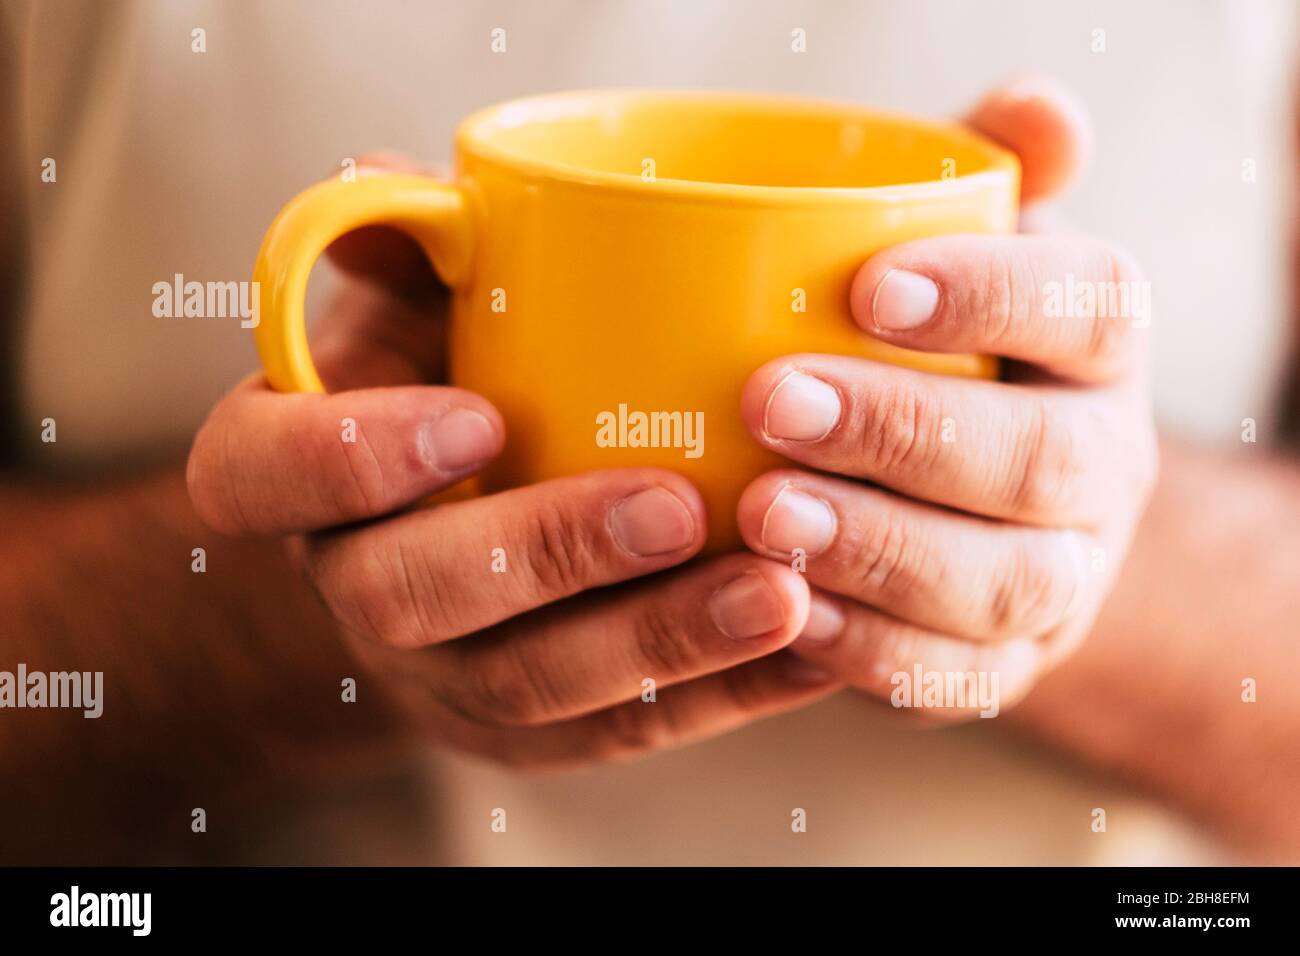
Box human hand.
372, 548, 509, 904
188, 154, 839, 770
736, 80, 1158, 721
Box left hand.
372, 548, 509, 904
736, 78, 1158, 721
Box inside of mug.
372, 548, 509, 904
465, 91, 1004, 189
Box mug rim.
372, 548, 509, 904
456, 88, 1019, 204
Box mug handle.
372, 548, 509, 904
252, 174, 474, 392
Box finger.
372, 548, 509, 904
742, 354, 1158, 527
736, 469, 1090, 642
425, 554, 811, 727
789, 592, 1042, 723
188, 376, 504, 536
849, 233, 1149, 383
305, 469, 708, 649
453, 653, 841, 771
324, 151, 447, 301
964, 75, 1092, 205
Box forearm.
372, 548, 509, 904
1012, 440, 1300, 859
0, 466, 407, 862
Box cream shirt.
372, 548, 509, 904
6, 0, 1294, 863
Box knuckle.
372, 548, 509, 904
518, 505, 599, 599
440, 649, 559, 729
300, 537, 382, 643
846, 510, 917, 598
1009, 402, 1087, 520
378, 537, 456, 644
1085, 246, 1144, 366
306, 535, 428, 649
631, 603, 702, 677
597, 700, 677, 758
858, 383, 943, 474
716, 664, 771, 713
977, 247, 1029, 345
986, 536, 1073, 636
329, 421, 391, 516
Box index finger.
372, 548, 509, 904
849, 233, 1150, 384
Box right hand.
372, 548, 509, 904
187, 154, 840, 771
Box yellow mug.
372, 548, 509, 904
254, 89, 1018, 553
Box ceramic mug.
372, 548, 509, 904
253, 89, 1018, 552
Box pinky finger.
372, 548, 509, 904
789, 594, 1045, 723
456, 654, 842, 771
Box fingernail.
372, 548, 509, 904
871, 269, 940, 331
609, 487, 696, 556
799, 595, 845, 644
426, 408, 499, 472
761, 485, 837, 556
708, 572, 786, 640
764, 371, 841, 441
783, 656, 836, 684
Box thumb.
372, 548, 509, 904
965, 76, 1093, 205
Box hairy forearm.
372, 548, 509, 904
0, 466, 407, 862
1012, 440, 1300, 860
